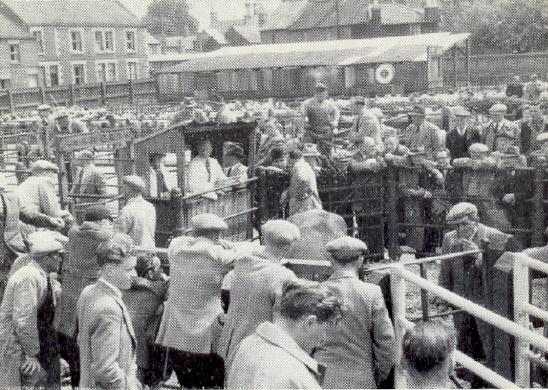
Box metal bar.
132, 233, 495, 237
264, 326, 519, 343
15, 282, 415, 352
66, 193, 122, 199
419, 263, 429, 321
453, 351, 519, 389
518, 254, 548, 276
393, 265, 548, 353
409, 309, 463, 322
182, 178, 258, 200
514, 256, 531, 387
525, 304, 548, 323
390, 268, 407, 389
527, 350, 548, 372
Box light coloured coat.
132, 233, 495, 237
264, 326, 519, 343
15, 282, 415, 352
219, 250, 297, 370
115, 195, 156, 248
314, 270, 395, 388
72, 163, 107, 200
185, 156, 227, 200
288, 159, 322, 216
482, 119, 521, 152
227, 321, 322, 389
0, 260, 49, 388
155, 236, 237, 353
77, 279, 138, 390
401, 120, 443, 159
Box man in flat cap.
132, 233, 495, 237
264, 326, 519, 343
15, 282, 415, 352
401, 106, 443, 160
72, 150, 107, 221
156, 213, 239, 388
54, 204, 114, 388
350, 98, 383, 151
482, 103, 521, 152
17, 160, 72, 237
439, 202, 520, 387
315, 236, 395, 389
219, 219, 300, 371
35, 104, 54, 159
115, 175, 156, 248
301, 83, 340, 157
0, 231, 65, 389
77, 233, 138, 390
445, 106, 481, 161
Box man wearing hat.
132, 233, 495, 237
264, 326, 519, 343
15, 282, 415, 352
35, 104, 54, 159
156, 213, 239, 388
314, 236, 395, 389
351, 98, 383, 151
147, 152, 173, 198
77, 233, 139, 390
223, 142, 248, 182
115, 175, 156, 248
186, 138, 229, 200
219, 219, 300, 371
483, 103, 520, 152
0, 231, 65, 389
445, 106, 481, 160
301, 83, 340, 157
521, 105, 548, 154
17, 160, 72, 237
258, 119, 285, 164
280, 146, 323, 216
71, 150, 107, 218
54, 204, 114, 388
401, 106, 443, 160
439, 202, 521, 387
524, 74, 544, 102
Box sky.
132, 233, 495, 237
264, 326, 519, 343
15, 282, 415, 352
120, 0, 282, 28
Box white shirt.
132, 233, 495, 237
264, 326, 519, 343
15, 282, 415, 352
147, 164, 175, 197
185, 156, 227, 200
115, 195, 156, 248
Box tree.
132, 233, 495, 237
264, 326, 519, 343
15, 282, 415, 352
143, 0, 199, 37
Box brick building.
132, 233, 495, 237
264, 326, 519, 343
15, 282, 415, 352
261, 0, 441, 44
0, 0, 149, 87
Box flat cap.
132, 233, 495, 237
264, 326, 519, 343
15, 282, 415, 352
326, 236, 368, 260
354, 96, 366, 106
122, 175, 146, 193
77, 149, 94, 160
489, 103, 507, 113
28, 231, 66, 255
55, 110, 69, 119
452, 106, 471, 117
446, 202, 478, 224
468, 143, 489, 154
314, 83, 327, 92
191, 213, 228, 231
537, 132, 548, 143
37, 104, 52, 111
30, 159, 59, 174
262, 220, 300, 244
84, 204, 113, 222
409, 106, 426, 116
96, 233, 134, 266
436, 150, 450, 159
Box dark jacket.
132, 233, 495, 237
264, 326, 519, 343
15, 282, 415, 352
445, 126, 481, 160
505, 82, 524, 98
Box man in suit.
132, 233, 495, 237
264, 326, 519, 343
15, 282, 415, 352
77, 233, 138, 390
146, 152, 173, 198
155, 213, 239, 388
72, 150, 107, 220
314, 236, 395, 389
483, 103, 521, 152
115, 175, 156, 248
401, 106, 443, 160
227, 282, 343, 389
350, 97, 383, 150
54, 205, 114, 388
219, 220, 300, 371
505, 75, 524, 98
445, 106, 481, 160
0, 232, 65, 389
439, 202, 521, 387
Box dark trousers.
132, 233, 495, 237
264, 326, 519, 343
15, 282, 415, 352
158, 347, 225, 389
57, 333, 80, 389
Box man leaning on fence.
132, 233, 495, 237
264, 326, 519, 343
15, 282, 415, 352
438, 202, 521, 388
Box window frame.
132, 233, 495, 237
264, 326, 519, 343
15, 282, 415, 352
125, 29, 137, 53
95, 60, 118, 82
70, 29, 85, 53
40, 61, 61, 87
93, 29, 115, 53
126, 60, 138, 80
71, 61, 87, 85
9, 42, 21, 63
30, 28, 44, 54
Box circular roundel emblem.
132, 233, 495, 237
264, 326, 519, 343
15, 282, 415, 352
375, 63, 395, 84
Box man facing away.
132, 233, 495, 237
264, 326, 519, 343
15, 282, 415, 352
115, 175, 156, 248
314, 236, 395, 389
77, 233, 138, 390
227, 282, 343, 389
219, 220, 300, 371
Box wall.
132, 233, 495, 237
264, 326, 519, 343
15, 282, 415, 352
0, 38, 42, 89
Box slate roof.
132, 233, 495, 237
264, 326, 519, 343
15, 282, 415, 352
260, 0, 309, 31
159, 32, 470, 73
230, 23, 261, 44
0, 0, 142, 27
210, 18, 246, 34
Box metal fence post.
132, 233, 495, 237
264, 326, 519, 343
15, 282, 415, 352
390, 264, 407, 389
386, 166, 400, 260
7, 89, 15, 112
100, 82, 106, 106
531, 163, 545, 247
513, 257, 531, 387
128, 78, 135, 105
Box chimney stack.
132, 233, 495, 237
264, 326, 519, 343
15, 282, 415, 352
210, 10, 218, 25
424, 0, 441, 25
370, 0, 381, 28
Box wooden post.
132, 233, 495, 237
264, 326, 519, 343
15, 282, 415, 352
7, 89, 15, 112
39, 86, 46, 104
390, 264, 407, 389
531, 164, 545, 247
56, 145, 67, 209
452, 46, 458, 88
128, 78, 135, 105
513, 257, 531, 387
100, 82, 106, 106
386, 166, 400, 260
465, 38, 471, 87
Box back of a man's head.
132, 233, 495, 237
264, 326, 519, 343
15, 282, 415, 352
403, 321, 456, 388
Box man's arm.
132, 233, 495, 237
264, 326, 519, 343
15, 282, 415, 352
371, 286, 396, 383
94, 170, 108, 196
12, 276, 41, 357
114, 209, 133, 235
37, 180, 63, 217
89, 306, 128, 389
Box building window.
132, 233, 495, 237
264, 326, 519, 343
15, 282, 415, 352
73, 63, 86, 85
105, 31, 114, 51
126, 31, 136, 52
127, 61, 138, 80
32, 30, 44, 53
107, 62, 116, 80
95, 31, 104, 51
95, 30, 114, 52
9, 44, 20, 63
96, 61, 116, 82
0, 79, 10, 89
71, 31, 83, 52
46, 64, 60, 86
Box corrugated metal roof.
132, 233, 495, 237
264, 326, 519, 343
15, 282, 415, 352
149, 53, 203, 63
261, 0, 309, 31
159, 32, 470, 73
1, 0, 142, 27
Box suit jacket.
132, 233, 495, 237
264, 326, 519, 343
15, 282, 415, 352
227, 322, 322, 389
314, 270, 395, 389
72, 164, 107, 200
445, 126, 481, 160
0, 192, 26, 266
401, 121, 443, 159
54, 222, 112, 338
155, 236, 237, 353
115, 196, 156, 248
482, 119, 521, 152
219, 251, 297, 370
77, 279, 138, 390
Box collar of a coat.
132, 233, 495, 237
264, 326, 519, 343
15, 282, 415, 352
329, 269, 359, 280
97, 277, 123, 299
255, 322, 320, 376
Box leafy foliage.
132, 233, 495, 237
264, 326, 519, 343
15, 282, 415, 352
143, 0, 199, 37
